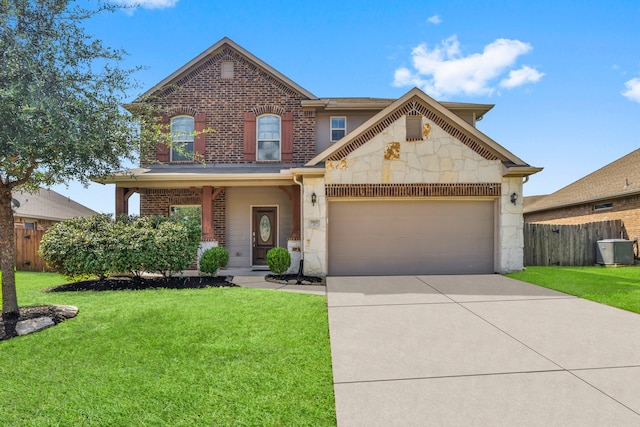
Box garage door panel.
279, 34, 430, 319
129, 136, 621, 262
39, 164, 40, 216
328, 200, 494, 275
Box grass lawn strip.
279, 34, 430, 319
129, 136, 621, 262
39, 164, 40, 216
0, 272, 336, 426
507, 266, 640, 314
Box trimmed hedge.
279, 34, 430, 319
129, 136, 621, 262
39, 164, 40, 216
266, 247, 291, 275
199, 246, 230, 276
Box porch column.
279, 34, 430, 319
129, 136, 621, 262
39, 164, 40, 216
115, 187, 135, 218
202, 186, 214, 240
291, 185, 301, 239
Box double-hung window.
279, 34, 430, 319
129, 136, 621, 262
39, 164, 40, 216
330, 117, 346, 142
170, 116, 195, 162
257, 114, 281, 161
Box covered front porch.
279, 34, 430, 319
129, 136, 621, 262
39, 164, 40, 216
108, 165, 306, 271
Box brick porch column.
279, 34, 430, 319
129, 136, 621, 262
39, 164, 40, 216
115, 187, 135, 218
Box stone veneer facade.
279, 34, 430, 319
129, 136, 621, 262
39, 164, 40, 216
301, 115, 525, 275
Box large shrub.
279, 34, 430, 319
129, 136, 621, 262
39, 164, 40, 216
39, 214, 114, 279
199, 247, 230, 276
39, 214, 201, 278
266, 247, 291, 275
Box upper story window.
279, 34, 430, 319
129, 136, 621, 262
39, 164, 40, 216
330, 117, 346, 142
170, 115, 195, 162
257, 114, 281, 161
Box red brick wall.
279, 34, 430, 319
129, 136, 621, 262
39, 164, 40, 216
139, 188, 226, 246
147, 47, 316, 164
524, 194, 640, 241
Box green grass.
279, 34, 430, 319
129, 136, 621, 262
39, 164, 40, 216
507, 266, 640, 314
0, 272, 336, 426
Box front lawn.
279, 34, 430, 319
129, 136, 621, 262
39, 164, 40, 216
0, 272, 336, 426
507, 266, 640, 314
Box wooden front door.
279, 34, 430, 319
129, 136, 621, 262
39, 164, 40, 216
252, 207, 277, 265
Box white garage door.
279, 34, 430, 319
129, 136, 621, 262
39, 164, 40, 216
328, 200, 495, 275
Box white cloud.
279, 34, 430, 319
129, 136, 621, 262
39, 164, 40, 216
500, 66, 545, 88
427, 15, 441, 24
392, 35, 543, 98
115, 0, 178, 10
622, 78, 640, 102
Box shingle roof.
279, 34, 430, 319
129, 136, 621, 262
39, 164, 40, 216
525, 148, 640, 213
13, 188, 97, 222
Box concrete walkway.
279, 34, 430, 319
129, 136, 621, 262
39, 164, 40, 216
327, 275, 640, 426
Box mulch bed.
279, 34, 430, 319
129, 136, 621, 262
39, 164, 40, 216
265, 273, 325, 285
44, 275, 236, 292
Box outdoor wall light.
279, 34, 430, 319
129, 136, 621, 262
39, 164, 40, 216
311, 192, 317, 206
510, 192, 518, 205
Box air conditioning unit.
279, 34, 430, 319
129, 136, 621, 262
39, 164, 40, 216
596, 239, 634, 265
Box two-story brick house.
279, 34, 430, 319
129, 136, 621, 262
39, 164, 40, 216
103, 37, 541, 276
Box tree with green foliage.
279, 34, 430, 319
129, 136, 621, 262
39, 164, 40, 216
0, 0, 148, 318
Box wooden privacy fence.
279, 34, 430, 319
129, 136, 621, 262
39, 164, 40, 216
13, 229, 51, 272
524, 220, 626, 266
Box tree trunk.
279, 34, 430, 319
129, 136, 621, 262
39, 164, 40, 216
0, 187, 19, 318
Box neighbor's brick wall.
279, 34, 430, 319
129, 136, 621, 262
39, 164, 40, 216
140, 188, 226, 246
147, 47, 316, 165
524, 194, 640, 241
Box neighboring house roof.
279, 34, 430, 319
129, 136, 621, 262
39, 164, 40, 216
306, 87, 541, 177
523, 195, 547, 210
134, 37, 316, 102
525, 147, 640, 213
12, 188, 97, 222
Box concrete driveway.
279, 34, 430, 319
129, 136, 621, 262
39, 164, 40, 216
327, 275, 640, 426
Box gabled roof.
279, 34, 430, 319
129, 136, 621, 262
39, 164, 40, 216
135, 37, 316, 102
306, 87, 541, 176
525, 148, 640, 213
13, 188, 97, 222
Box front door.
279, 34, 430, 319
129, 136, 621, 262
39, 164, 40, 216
252, 207, 277, 265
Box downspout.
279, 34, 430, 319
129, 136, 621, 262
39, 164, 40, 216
293, 174, 305, 280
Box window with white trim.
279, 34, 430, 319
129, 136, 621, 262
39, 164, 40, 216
330, 117, 346, 142
257, 114, 281, 161
170, 116, 195, 162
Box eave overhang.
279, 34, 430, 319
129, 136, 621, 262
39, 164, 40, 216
96, 169, 298, 188
502, 164, 544, 178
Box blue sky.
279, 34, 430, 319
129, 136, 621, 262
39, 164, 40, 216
52, 0, 640, 214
